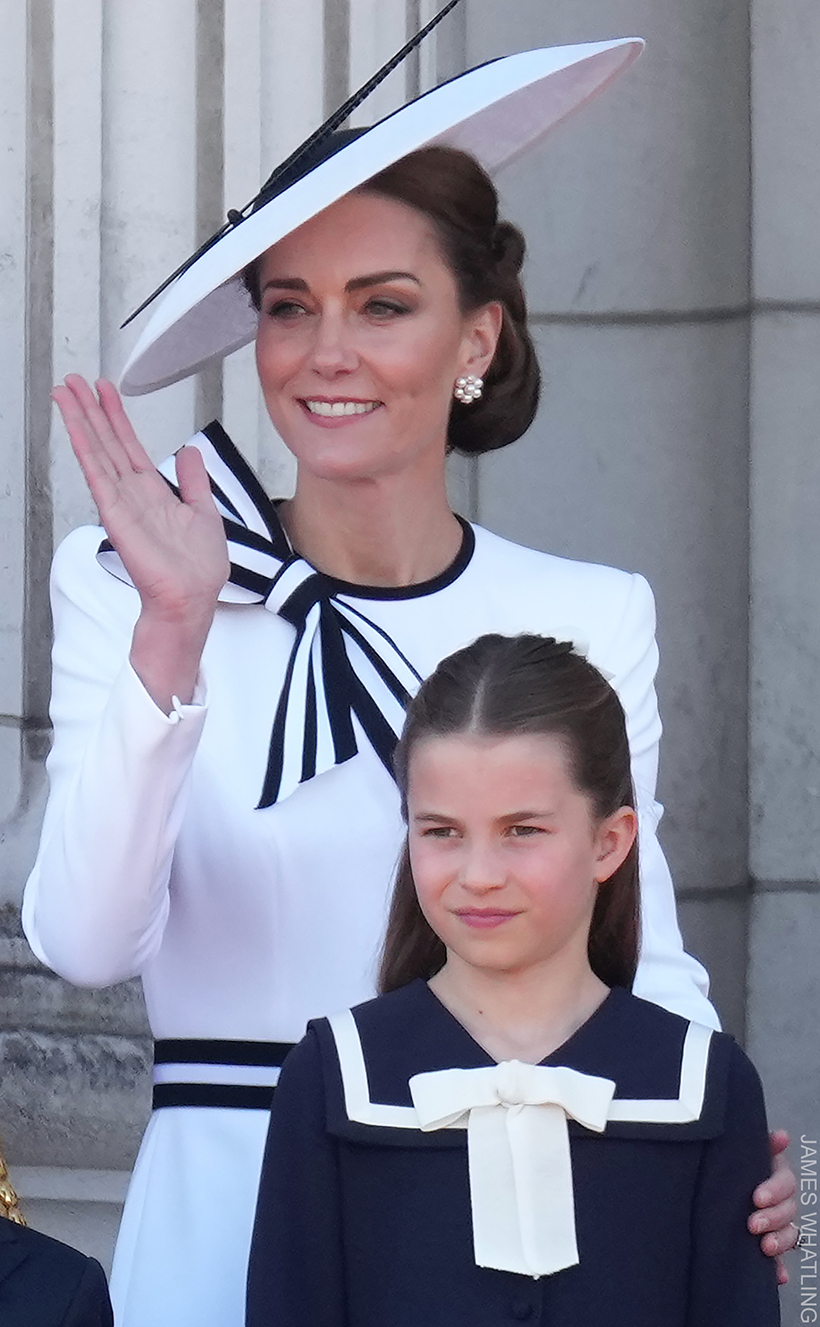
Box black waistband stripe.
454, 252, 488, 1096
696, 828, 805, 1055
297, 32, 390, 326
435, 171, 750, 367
153, 1038, 295, 1067
152, 1084, 277, 1110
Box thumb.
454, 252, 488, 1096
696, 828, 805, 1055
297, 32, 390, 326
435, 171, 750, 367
175, 446, 216, 510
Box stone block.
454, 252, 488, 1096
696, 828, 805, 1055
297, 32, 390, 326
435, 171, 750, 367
0, 0, 28, 723
752, 0, 820, 301
747, 886, 820, 1327
750, 313, 820, 882
747, 887, 820, 1148
0, 1029, 150, 1170
465, 0, 750, 313
0, 750, 49, 908
0, 728, 23, 830
94, 0, 199, 487
675, 889, 749, 1040
477, 319, 750, 895
0, 906, 150, 1171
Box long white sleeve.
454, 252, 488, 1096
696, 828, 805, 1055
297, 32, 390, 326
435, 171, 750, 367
22, 526, 208, 986
595, 572, 719, 1028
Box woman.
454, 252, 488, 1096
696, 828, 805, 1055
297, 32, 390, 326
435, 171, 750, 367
20, 35, 795, 1327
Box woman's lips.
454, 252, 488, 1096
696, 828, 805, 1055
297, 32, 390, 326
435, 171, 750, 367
454, 909, 520, 930
298, 398, 383, 427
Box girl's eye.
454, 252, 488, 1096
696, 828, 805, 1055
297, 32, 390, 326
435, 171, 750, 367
507, 824, 544, 838
420, 825, 458, 839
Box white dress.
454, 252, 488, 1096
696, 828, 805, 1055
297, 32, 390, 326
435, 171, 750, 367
22, 429, 715, 1327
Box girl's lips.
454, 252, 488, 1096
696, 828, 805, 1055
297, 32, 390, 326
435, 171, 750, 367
454, 909, 520, 930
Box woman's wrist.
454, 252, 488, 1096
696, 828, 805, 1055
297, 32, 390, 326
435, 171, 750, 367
130, 603, 215, 713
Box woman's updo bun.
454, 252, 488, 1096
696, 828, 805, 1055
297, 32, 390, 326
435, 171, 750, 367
362, 146, 540, 455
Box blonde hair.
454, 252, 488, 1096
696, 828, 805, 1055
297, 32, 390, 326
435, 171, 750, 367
0, 1141, 25, 1225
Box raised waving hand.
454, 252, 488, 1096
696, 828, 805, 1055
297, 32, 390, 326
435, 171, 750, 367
53, 375, 229, 710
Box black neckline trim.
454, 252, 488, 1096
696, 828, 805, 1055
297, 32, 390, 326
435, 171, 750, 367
198, 420, 476, 604
320, 517, 475, 603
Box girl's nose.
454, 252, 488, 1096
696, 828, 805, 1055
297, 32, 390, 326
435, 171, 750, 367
309, 311, 359, 376
459, 840, 507, 893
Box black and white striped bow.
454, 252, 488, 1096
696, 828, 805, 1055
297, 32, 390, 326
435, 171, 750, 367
98, 421, 423, 807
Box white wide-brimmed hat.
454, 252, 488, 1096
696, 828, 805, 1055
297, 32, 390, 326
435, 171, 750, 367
120, 33, 643, 397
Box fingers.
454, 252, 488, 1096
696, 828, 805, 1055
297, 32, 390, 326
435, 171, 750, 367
94, 377, 153, 472
52, 380, 122, 497
776, 1254, 790, 1286
751, 1130, 799, 1264
768, 1128, 790, 1158
56, 375, 149, 481
751, 1193, 798, 1232
753, 1128, 796, 1214
760, 1220, 800, 1260
755, 1145, 797, 1210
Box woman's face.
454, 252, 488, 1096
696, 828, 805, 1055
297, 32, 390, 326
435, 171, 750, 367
254, 190, 500, 485
407, 732, 636, 980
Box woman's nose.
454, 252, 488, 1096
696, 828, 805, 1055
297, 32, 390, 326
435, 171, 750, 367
308, 311, 358, 375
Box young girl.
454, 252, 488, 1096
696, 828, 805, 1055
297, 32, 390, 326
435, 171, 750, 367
246, 634, 780, 1326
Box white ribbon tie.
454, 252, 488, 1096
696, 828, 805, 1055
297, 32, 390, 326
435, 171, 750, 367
410, 1060, 615, 1277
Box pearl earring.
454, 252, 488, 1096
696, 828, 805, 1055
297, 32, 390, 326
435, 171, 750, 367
453, 374, 483, 404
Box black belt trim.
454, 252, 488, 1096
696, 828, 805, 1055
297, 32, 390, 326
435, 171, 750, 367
153, 1038, 295, 1067
152, 1083, 277, 1110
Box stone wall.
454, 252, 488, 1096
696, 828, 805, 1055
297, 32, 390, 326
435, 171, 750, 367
0, 1, 817, 1319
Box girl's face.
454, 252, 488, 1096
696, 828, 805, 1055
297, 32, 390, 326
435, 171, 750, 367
254, 190, 500, 485
407, 733, 636, 980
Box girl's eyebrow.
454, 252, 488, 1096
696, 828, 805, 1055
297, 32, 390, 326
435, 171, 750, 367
412, 809, 556, 823
261, 271, 421, 295
499, 810, 555, 821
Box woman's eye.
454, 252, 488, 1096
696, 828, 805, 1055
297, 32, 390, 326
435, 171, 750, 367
507, 824, 544, 838
365, 298, 410, 318
421, 825, 458, 839
265, 300, 309, 320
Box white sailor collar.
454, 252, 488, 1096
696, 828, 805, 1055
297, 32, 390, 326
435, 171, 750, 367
313, 982, 730, 1149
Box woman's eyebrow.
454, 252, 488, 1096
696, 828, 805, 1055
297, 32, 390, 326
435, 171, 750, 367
261, 271, 421, 295
346, 271, 421, 291
261, 277, 309, 293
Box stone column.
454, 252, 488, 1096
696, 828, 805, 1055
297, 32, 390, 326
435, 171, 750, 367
747, 3, 820, 1323
467, 0, 753, 1032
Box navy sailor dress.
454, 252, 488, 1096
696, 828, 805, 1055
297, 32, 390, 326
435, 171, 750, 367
247, 982, 780, 1327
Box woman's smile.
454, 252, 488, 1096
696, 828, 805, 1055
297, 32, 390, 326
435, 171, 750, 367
299, 397, 384, 424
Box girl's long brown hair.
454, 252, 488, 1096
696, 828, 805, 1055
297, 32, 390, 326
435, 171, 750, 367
379, 635, 640, 994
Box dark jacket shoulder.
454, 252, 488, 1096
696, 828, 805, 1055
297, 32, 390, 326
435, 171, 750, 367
0, 1216, 114, 1327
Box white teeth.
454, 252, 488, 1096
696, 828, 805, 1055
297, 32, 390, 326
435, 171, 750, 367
305, 400, 379, 417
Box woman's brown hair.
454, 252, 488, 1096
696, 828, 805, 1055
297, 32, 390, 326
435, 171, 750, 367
243, 145, 540, 456
379, 634, 640, 994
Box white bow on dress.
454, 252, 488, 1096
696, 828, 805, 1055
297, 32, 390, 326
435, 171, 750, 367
409, 1060, 616, 1277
